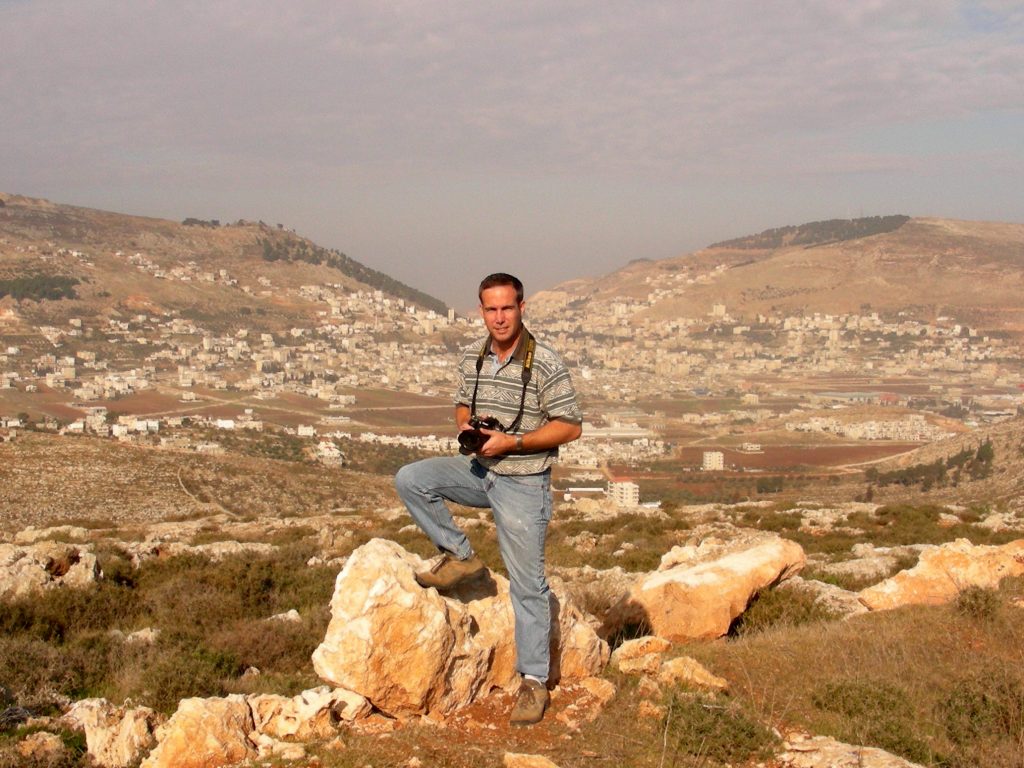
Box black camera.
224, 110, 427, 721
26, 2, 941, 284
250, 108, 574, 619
458, 415, 505, 455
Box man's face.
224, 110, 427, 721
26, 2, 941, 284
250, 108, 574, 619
479, 284, 524, 347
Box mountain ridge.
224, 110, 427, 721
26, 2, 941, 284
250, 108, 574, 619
532, 216, 1024, 331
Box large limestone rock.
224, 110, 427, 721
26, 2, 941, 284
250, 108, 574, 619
140, 696, 256, 768
63, 699, 160, 768
0, 542, 100, 599
610, 529, 806, 642
503, 754, 562, 768
312, 538, 609, 718
248, 686, 371, 740
779, 733, 925, 767
859, 538, 1024, 610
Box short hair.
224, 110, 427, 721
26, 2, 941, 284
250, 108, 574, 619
478, 273, 524, 304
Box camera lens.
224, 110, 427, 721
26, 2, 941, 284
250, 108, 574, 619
458, 429, 486, 455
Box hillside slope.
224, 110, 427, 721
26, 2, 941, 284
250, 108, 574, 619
533, 216, 1024, 330
0, 193, 446, 332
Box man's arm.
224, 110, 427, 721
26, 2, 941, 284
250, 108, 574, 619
455, 404, 472, 431
476, 417, 581, 458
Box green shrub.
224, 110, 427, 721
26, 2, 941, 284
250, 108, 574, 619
812, 678, 934, 764
0, 583, 139, 643
730, 585, 840, 637
940, 670, 1024, 748
208, 611, 328, 675
954, 585, 1003, 622
116, 636, 240, 714
661, 692, 777, 765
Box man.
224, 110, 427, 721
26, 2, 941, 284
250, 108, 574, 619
394, 272, 582, 726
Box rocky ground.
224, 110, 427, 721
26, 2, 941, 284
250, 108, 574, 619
3, 489, 1024, 767
3, 426, 1024, 767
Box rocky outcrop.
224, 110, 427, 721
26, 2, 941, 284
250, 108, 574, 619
859, 538, 1024, 610
779, 733, 925, 767
14, 525, 91, 544
63, 687, 366, 768
17, 731, 66, 762
813, 543, 924, 586
0, 542, 100, 599
312, 538, 609, 718
779, 577, 869, 619
124, 540, 277, 566
606, 528, 806, 642
248, 686, 370, 740
139, 696, 256, 768
63, 699, 161, 768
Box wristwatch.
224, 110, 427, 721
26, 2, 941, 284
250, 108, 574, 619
515, 435, 524, 451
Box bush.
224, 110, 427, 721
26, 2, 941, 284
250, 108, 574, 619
812, 678, 934, 764
730, 585, 840, 637
0, 632, 117, 709
114, 636, 240, 714
0, 547, 336, 714
954, 585, 1003, 622
940, 670, 1024, 748
661, 692, 777, 765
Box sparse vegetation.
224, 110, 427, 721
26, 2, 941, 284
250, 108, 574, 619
659, 692, 778, 766
0, 273, 79, 301
866, 439, 995, 490
257, 234, 447, 313
0, 545, 334, 715
730, 584, 842, 636
688, 592, 1024, 768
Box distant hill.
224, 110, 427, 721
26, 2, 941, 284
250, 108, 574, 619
531, 216, 1024, 331
874, 415, 1024, 512
707, 215, 911, 250
0, 193, 447, 325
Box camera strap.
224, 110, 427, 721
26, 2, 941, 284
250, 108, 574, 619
469, 329, 536, 434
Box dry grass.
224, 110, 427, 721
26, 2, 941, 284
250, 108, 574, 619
0, 431, 399, 530
685, 588, 1024, 767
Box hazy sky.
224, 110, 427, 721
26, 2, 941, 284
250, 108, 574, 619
3, 1, 1022, 310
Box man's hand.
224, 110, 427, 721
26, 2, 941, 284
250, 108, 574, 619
474, 428, 516, 457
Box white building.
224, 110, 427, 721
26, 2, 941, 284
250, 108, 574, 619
608, 480, 640, 508
702, 451, 725, 471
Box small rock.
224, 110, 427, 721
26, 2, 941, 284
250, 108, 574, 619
657, 657, 729, 692
503, 753, 562, 768
611, 636, 671, 675
637, 700, 665, 719
17, 731, 66, 761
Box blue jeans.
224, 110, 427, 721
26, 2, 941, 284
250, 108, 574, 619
394, 455, 553, 682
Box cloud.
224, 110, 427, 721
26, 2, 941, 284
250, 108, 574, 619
1, 0, 1021, 304
3, 0, 1021, 182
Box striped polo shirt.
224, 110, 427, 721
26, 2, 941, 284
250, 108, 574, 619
454, 328, 582, 476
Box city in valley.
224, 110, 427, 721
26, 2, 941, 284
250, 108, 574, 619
1, 199, 1022, 515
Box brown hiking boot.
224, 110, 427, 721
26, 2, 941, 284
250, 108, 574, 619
414, 553, 486, 590
509, 678, 549, 726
